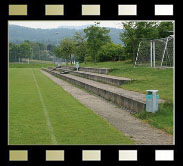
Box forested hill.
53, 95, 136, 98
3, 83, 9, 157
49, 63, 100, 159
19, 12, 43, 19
9, 25, 124, 45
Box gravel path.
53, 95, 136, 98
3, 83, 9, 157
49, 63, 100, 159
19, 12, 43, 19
41, 70, 173, 145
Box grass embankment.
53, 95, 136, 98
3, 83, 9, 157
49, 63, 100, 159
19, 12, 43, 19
9, 68, 135, 145
9, 63, 56, 68
29, 59, 53, 64
79, 61, 174, 134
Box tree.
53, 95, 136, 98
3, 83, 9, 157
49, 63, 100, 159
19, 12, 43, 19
47, 44, 55, 52
36, 42, 46, 50
31, 42, 40, 59
157, 22, 174, 38
54, 38, 75, 64
73, 31, 88, 63
84, 22, 111, 63
97, 43, 124, 62
47, 44, 55, 58
54, 46, 62, 60
120, 22, 158, 64
9, 43, 20, 62
19, 42, 31, 59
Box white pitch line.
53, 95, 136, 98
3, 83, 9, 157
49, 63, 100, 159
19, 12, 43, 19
32, 69, 57, 144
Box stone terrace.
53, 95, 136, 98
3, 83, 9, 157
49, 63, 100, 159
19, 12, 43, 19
43, 67, 164, 113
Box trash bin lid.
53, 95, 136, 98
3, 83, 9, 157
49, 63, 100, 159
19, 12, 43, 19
146, 90, 159, 93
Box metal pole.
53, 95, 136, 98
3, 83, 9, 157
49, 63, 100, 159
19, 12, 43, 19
150, 40, 153, 67
161, 37, 169, 67
32, 48, 33, 60
56, 32, 59, 46
55, 32, 59, 64
134, 41, 142, 68
30, 48, 33, 63
153, 40, 155, 67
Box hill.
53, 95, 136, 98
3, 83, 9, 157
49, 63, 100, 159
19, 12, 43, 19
9, 25, 124, 45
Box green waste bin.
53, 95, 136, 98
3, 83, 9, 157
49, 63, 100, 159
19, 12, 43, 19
146, 90, 159, 113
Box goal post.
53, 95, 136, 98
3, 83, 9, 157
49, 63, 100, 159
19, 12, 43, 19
135, 36, 174, 68
153, 40, 155, 67
150, 40, 153, 67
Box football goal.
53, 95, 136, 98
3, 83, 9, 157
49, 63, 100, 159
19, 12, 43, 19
134, 35, 174, 68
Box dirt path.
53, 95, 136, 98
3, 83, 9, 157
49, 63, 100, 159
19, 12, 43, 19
41, 70, 173, 145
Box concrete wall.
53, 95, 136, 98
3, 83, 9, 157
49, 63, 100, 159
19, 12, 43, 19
79, 67, 111, 74
71, 71, 130, 86
59, 66, 111, 74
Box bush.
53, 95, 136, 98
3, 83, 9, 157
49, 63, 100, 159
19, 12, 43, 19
97, 43, 124, 62
85, 56, 93, 62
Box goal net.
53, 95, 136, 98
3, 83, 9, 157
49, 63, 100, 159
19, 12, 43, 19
135, 36, 174, 68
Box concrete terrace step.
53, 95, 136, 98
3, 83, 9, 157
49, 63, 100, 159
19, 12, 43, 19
79, 67, 111, 74
43, 68, 165, 113
56, 66, 131, 86
59, 66, 112, 74
69, 70, 132, 86
57, 69, 73, 74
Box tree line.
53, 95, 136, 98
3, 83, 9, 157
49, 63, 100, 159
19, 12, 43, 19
54, 21, 173, 64
9, 41, 55, 62
54, 22, 124, 64
9, 21, 173, 64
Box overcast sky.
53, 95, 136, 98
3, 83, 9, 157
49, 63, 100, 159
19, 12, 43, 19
9, 21, 124, 29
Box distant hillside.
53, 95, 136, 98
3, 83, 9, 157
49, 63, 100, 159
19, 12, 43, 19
9, 25, 124, 45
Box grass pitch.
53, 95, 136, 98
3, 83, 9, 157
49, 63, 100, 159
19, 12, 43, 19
9, 68, 134, 145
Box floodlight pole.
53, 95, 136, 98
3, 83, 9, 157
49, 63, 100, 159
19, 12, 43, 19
56, 32, 59, 46
30, 48, 33, 61
54, 32, 59, 64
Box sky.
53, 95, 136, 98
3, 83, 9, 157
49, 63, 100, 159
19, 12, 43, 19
9, 21, 124, 29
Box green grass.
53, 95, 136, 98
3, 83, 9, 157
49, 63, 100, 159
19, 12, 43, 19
9, 68, 135, 145
133, 103, 173, 134
79, 61, 174, 134
29, 59, 53, 64
9, 63, 56, 68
